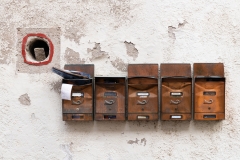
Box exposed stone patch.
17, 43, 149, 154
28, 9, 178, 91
111, 57, 127, 71
124, 41, 138, 60
168, 20, 187, 40
87, 43, 108, 60
64, 47, 85, 64
18, 93, 31, 106
128, 138, 139, 144
168, 26, 176, 39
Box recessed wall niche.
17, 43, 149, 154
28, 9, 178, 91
17, 28, 60, 73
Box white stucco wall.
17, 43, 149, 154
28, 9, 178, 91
1, 0, 240, 159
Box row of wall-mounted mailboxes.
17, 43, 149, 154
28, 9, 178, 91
61, 63, 225, 121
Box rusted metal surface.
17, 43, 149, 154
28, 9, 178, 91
160, 64, 192, 120
128, 64, 159, 78
193, 63, 225, 120
193, 63, 224, 77
62, 64, 94, 121
127, 64, 159, 121
95, 77, 126, 120
160, 63, 191, 77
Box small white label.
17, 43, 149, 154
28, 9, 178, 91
171, 92, 183, 96
72, 93, 83, 97
137, 116, 148, 119
137, 92, 149, 96
171, 115, 182, 119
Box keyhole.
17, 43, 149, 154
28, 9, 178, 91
208, 107, 211, 110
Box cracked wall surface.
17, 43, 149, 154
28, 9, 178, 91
1, 0, 240, 159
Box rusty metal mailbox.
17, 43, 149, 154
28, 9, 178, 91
62, 64, 94, 121
95, 77, 126, 120
194, 63, 225, 120
127, 64, 159, 120
160, 64, 192, 120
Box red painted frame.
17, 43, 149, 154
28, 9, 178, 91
22, 33, 54, 66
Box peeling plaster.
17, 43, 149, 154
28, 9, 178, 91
64, 47, 85, 64
108, 0, 134, 27
141, 138, 147, 146
128, 138, 139, 144
110, 57, 127, 71
124, 41, 138, 60
168, 26, 176, 40
64, 25, 85, 44
178, 20, 188, 28
87, 43, 108, 60
18, 93, 31, 106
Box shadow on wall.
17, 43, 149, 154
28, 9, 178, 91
62, 120, 223, 133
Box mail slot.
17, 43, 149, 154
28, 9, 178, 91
62, 64, 94, 121
127, 64, 159, 120
160, 64, 192, 120
95, 77, 126, 120
193, 63, 225, 120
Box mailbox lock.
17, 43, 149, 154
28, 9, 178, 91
72, 100, 83, 105
170, 99, 181, 105
137, 100, 148, 105
204, 99, 213, 104
104, 100, 115, 105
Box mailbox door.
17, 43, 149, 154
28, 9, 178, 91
194, 79, 225, 113
161, 79, 192, 113
95, 84, 125, 114
128, 83, 158, 113
95, 77, 126, 120
62, 83, 93, 114
128, 77, 158, 120
194, 78, 225, 120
